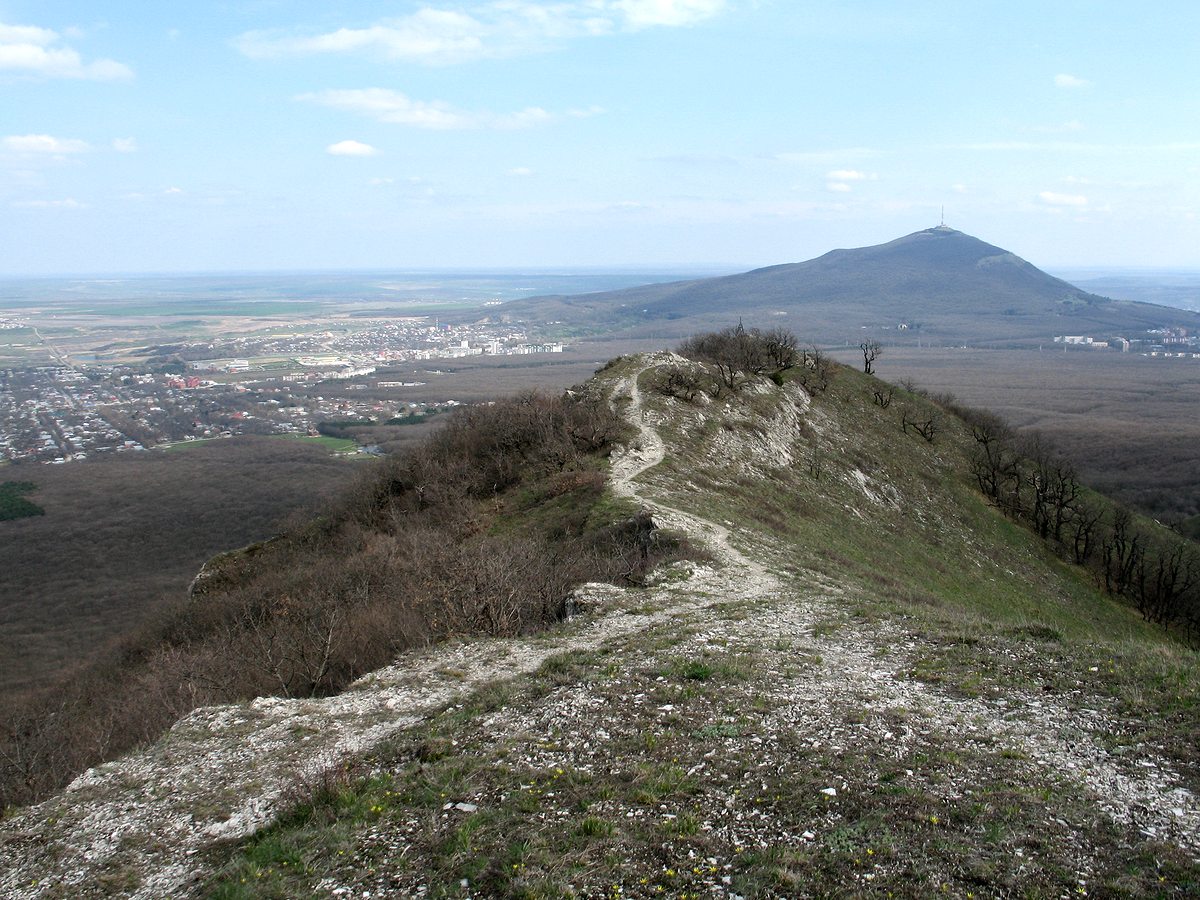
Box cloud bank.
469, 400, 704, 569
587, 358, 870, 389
2, 133, 91, 154
236, 1, 728, 65
300, 88, 551, 130
0, 21, 132, 80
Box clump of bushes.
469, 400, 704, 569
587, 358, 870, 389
673, 324, 834, 396
677, 323, 798, 392
0, 390, 689, 810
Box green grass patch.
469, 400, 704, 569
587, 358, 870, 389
0, 480, 44, 521
274, 434, 359, 453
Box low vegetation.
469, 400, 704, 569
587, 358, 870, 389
0, 480, 43, 521
0, 390, 691, 810
7, 333, 1200, 898
199, 333, 1200, 898
0, 438, 360, 700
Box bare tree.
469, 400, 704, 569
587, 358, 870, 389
901, 409, 938, 442
1070, 499, 1103, 565
860, 340, 882, 375
1139, 544, 1199, 627
969, 417, 1022, 513
762, 327, 799, 374
1102, 508, 1144, 597
797, 346, 834, 394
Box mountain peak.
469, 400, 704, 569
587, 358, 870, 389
495, 227, 1200, 346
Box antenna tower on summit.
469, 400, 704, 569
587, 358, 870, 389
940, 205, 945, 227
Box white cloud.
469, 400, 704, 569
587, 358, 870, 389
508, 166, 534, 176
1054, 73, 1090, 89
0, 20, 133, 80
112, 137, 138, 153
299, 88, 551, 130
951, 183, 967, 194
613, 0, 727, 29
2, 133, 90, 154
1039, 191, 1088, 207
11, 197, 86, 209
369, 177, 395, 186
826, 182, 852, 193
825, 169, 876, 181
164, 186, 184, 195
327, 139, 379, 156
235, 1, 726, 65
238, 10, 488, 65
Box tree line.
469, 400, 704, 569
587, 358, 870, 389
951, 402, 1200, 641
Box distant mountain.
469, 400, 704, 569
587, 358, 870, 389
496, 227, 1200, 345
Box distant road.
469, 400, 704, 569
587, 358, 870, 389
31, 326, 73, 368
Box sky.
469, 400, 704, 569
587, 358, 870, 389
1, 0, 1199, 275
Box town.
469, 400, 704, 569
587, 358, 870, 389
1053, 325, 1200, 356
0, 317, 567, 464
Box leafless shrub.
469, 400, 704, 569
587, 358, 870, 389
654, 365, 714, 403
678, 323, 799, 393
1, 387, 686, 808
901, 409, 939, 442
796, 346, 835, 395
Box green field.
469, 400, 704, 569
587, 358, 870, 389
275, 434, 359, 453
160, 434, 360, 454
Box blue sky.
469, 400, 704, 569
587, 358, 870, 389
2, 1, 1198, 274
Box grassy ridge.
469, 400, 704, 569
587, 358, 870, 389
205, 351, 1200, 898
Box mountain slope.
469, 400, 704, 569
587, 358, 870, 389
2, 353, 1199, 897
500, 227, 1200, 345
